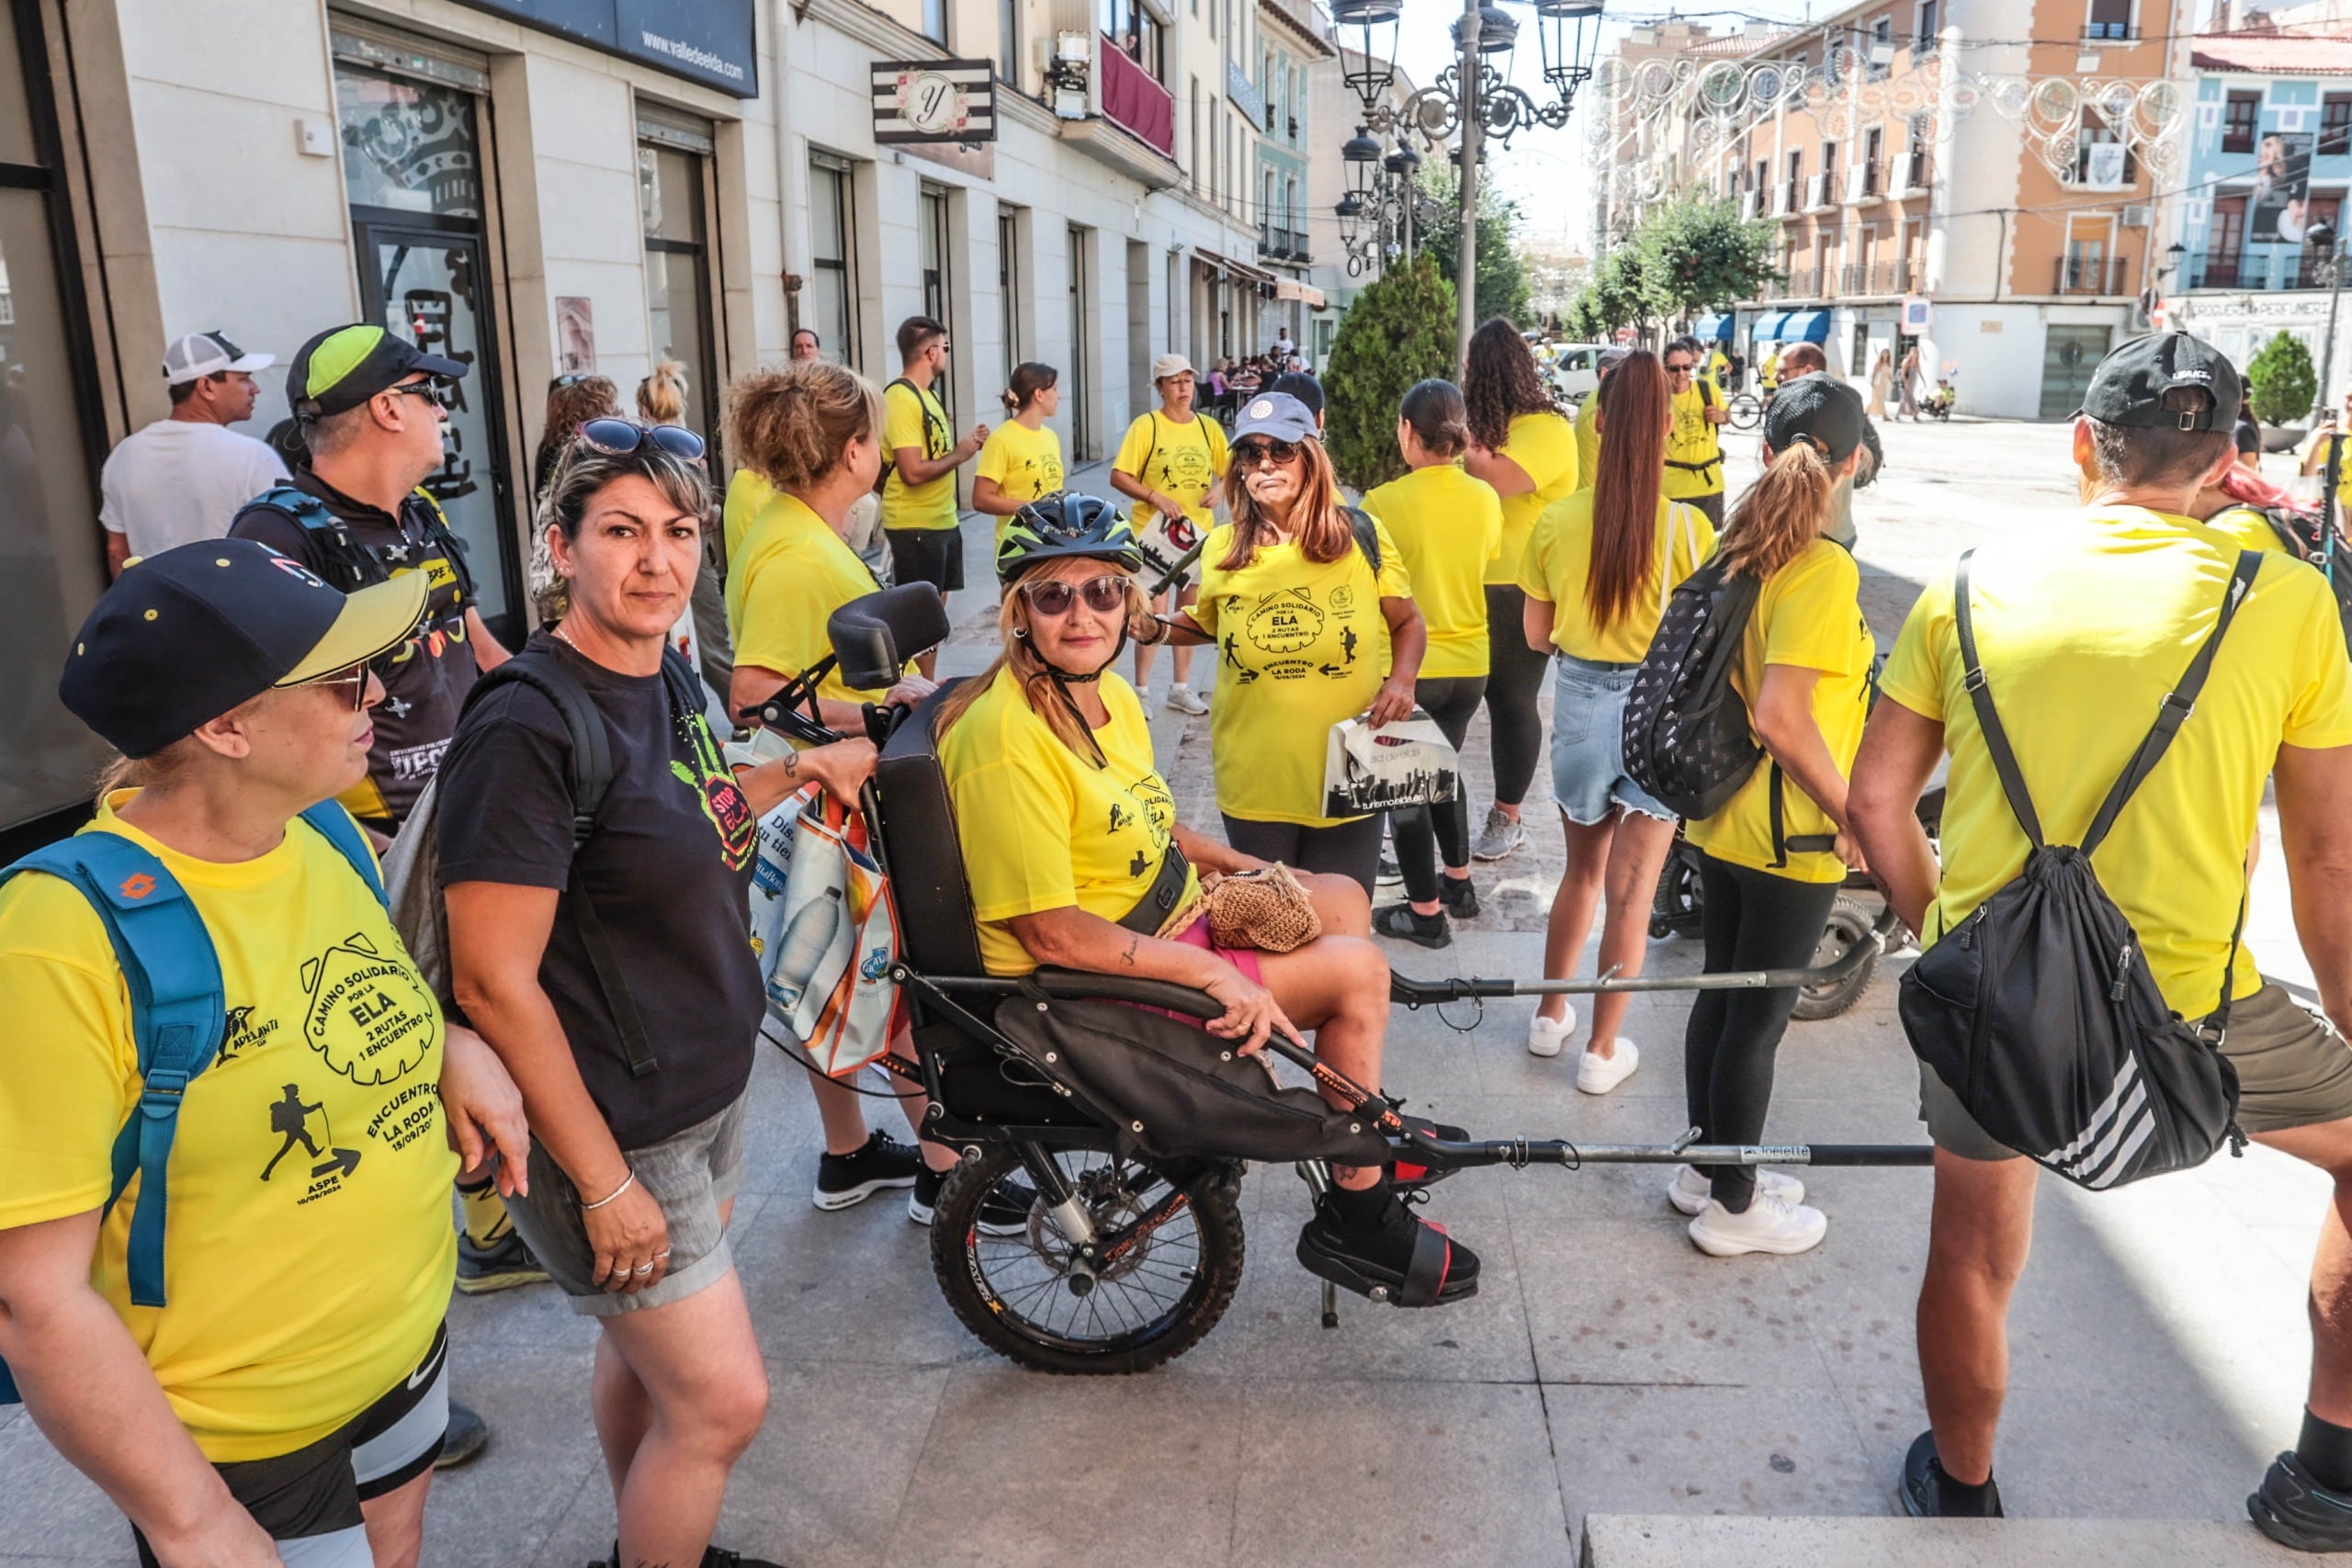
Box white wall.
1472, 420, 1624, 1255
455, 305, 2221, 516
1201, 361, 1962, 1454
1922, 302, 2045, 419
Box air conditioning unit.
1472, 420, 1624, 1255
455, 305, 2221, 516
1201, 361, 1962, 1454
2121, 204, 2153, 227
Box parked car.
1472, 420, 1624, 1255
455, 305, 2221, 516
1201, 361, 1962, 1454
1546, 343, 1609, 404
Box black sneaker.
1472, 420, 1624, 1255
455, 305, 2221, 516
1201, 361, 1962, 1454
1373, 903, 1452, 949
812, 1131, 925, 1212
1376, 853, 1403, 885
435, 1401, 489, 1470
1437, 875, 1479, 919
1295, 1186, 1479, 1306
601, 1544, 784, 1568
456, 1226, 548, 1295
1900, 1430, 2004, 1517
2252, 1451, 2352, 1551
909, 1168, 1036, 1236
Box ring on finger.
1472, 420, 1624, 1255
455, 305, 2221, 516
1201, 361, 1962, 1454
633, 1261, 655, 1275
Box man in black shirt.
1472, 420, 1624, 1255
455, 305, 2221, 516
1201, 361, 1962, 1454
230, 324, 510, 835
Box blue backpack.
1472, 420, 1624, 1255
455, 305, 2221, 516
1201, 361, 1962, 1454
0, 803, 384, 1404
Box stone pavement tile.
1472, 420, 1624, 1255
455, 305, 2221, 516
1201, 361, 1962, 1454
881, 1367, 1246, 1566
2247, 1223, 2323, 1279
1516, 1215, 1837, 1389
0, 1416, 129, 1562
535, 1358, 951, 1568
2189, 1138, 2339, 1231
424, 1342, 604, 1567
1543, 1382, 1883, 1543
1229, 1378, 1572, 1567
1580, 1513, 2321, 1566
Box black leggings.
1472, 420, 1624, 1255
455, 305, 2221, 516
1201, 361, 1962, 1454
1222, 811, 1387, 897
1682, 851, 1842, 1211
1483, 585, 1549, 809
1393, 674, 1486, 903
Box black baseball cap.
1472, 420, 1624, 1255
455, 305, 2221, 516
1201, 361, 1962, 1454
61, 539, 426, 758
287, 323, 467, 420
1267, 371, 1325, 418
2080, 332, 2242, 432
1762, 375, 1867, 463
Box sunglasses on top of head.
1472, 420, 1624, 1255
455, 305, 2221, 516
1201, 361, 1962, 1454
1021, 574, 1129, 616
573, 418, 707, 464
1233, 437, 1304, 468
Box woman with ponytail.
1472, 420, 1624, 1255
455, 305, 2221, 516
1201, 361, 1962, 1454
1675, 377, 1876, 1260
973, 362, 1068, 549
1517, 350, 1714, 1089
1360, 379, 1501, 947
637, 359, 690, 426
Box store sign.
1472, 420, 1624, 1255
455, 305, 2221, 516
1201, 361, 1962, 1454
872, 60, 998, 143
1900, 295, 1932, 335
449, 0, 757, 96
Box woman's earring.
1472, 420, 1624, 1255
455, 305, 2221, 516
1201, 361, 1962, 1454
1012, 626, 1028, 639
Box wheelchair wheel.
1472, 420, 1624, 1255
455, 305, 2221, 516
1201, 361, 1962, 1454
1649, 844, 1706, 940
1792, 897, 1878, 1021
931, 1145, 1245, 1375
1727, 392, 1764, 431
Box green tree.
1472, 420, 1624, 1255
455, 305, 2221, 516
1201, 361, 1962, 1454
1562, 245, 1650, 341
1324, 254, 1458, 491
1417, 170, 1532, 328
1633, 196, 1781, 321
2246, 330, 2318, 425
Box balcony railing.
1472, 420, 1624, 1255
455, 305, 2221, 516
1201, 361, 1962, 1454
2188, 250, 2344, 291
1099, 36, 1175, 156
1848, 161, 1881, 201
1898, 152, 1932, 193
1257, 225, 1309, 263
2082, 19, 2137, 38
1739, 189, 1761, 220
1781, 265, 1820, 299
1783, 180, 1802, 216
1838, 262, 1871, 294
2054, 254, 2130, 295
1805, 172, 1832, 210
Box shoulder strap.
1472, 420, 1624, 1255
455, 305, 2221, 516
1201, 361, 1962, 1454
1699, 378, 1715, 409
0, 833, 222, 1308
2080, 549, 2264, 857
406, 488, 477, 599
298, 802, 386, 911
243, 484, 385, 590
1953, 551, 2046, 850
1658, 502, 1695, 624
1343, 506, 1382, 576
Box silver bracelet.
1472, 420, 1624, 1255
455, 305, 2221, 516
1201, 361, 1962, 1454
580, 1168, 637, 1211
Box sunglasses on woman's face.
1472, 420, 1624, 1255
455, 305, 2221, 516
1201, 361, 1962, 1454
300, 654, 391, 713
574, 418, 707, 463
1233, 438, 1303, 468
1021, 574, 1128, 617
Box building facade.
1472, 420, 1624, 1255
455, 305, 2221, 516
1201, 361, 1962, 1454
1253, 0, 1332, 353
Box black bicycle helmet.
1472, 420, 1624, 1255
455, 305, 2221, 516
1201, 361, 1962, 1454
996, 491, 1145, 583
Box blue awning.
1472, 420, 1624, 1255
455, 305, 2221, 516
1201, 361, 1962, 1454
1781, 310, 1832, 344
1694, 312, 1735, 342
1751, 311, 1790, 344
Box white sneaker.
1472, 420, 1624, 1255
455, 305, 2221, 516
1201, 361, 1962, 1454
1687, 1191, 1828, 1257
1526, 1006, 1579, 1057
1666, 1162, 1804, 1217
1576, 1037, 1639, 1094
1166, 684, 1210, 716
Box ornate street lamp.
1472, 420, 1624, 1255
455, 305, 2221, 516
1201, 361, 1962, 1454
1332, 0, 1403, 118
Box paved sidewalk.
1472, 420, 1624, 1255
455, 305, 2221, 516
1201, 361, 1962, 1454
7, 423, 2349, 1564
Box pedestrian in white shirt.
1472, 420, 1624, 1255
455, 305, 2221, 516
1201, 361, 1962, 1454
99, 331, 286, 574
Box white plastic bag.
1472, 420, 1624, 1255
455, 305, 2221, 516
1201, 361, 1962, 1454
1321, 709, 1460, 818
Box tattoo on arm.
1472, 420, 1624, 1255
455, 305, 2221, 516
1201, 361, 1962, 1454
1119, 936, 1139, 967
782, 750, 798, 778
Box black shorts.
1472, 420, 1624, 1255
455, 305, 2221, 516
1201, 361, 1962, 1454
132, 1322, 451, 1568
886, 526, 966, 593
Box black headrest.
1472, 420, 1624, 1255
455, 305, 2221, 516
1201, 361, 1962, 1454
829, 585, 950, 692
873, 680, 988, 978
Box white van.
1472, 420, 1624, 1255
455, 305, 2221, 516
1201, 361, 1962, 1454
1547, 343, 1609, 404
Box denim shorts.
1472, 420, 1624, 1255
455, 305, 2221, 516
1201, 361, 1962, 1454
1549, 654, 1672, 827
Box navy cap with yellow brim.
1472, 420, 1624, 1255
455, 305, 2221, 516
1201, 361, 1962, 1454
61, 539, 428, 758
287, 323, 468, 421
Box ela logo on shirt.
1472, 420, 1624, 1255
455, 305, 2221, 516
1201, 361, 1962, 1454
1246, 589, 1324, 654
300, 935, 438, 1087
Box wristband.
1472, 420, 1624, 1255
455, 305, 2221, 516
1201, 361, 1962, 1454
581, 1168, 637, 1211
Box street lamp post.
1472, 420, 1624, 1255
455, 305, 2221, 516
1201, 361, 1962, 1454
1453, 0, 1483, 367
2309, 221, 2347, 429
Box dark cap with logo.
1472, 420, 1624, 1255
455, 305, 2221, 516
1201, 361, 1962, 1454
287, 323, 468, 421
1762, 374, 1868, 464
60, 538, 426, 758
2080, 332, 2242, 432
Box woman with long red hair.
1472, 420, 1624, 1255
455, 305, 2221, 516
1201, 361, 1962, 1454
1517, 350, 1715, 1091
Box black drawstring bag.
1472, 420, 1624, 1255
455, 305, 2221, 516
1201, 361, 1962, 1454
1899, 547, 2260, 1190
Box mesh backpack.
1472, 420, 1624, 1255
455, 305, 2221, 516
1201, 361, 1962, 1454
237, 483, 475, 597
1623, 555, 1763, 820
1898, 547, 2262, 1190
0, 804, 383, 1404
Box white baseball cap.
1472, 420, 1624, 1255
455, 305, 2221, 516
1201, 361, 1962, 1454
1151, 353, 1196, 383
162, 331, 275, 383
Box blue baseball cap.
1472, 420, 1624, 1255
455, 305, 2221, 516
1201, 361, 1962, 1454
1232, 391, 1319, 446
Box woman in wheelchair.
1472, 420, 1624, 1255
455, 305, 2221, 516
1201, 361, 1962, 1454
931, 494, 1479, 1304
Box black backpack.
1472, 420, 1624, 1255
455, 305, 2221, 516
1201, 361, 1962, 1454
1623, 555, 1763, 819
2249, 503, 2352, 654
1898, 547, 2262, 1190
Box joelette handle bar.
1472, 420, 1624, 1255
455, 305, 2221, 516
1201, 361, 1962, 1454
1388, 925, 1883, 1006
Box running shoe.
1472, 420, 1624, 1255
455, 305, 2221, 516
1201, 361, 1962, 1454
1687, 1191, 1828, 1257
1376, 853, 1404, 886
1437, 875, 1479, 918
455, 1228, 548, 1294
1900, 1430, 2005, 1518
1472, 807, 1525, 862
812, 1130, 924, 1212
2252, 1451, 2352, 1551
908, 1168, 1036, 1236
1526, 1006, 1579, 1057
602, 1544, 784, 1568
1576, 1038, 1640, 1095
1666, 1162, 1804, 1217
435, 1401, 489, 1469
1295, 1185, 1480, 1306
1166, 684, 1210, 716
1373, 903, 1451, 949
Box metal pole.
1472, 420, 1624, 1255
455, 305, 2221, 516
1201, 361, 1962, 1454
1456, 0, 1482, 368
2319, 239, 2346, 430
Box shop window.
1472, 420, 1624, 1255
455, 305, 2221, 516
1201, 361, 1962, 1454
920, 186, 954, 424
2222, 92, 2259, 155
1001, 0, 1020, 82
809, 156, 860, 370
638, 136, 718, 452
2324, 95, 2352, 157
1000, 208, 1023, 389
924, 0, 948, 45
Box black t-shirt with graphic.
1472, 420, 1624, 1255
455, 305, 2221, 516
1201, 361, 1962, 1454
230, 469, 486, 829
435, 633, 761, 1150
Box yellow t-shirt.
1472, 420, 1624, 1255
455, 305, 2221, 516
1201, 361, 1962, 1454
2297, 428, 2352, 506
721, 467, 768, 563
1684, 539, 1875, 884
1360, 465, 1501, 679
1113, 410, 1229, 529
1880, 507, 2352, 1016
938, 667, 1199, 976
1519, 491, 1717, 664
0, 797, 456, 1462
726, 486, 888, 704
1487, 410, 1579, 585
1572, 393, 1603, 494
976, 419, 1068, 543
2206, 502, 2298, 560
882, 378, 958, 530
1191, 517, 1412, 825
1662, 380, 1726, 501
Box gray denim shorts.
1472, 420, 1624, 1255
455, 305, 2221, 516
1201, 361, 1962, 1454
502, 1090, 748, 1317
1918, 983, 2352, 1160
1550, 654, 1673, 827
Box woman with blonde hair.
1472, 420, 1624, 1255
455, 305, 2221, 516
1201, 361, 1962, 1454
637, 358, 689, 426
1868, 347, 1894, 419
1519, 350, 1714, 1089
1148, 391, 1425, 897
1675, 377, 1875, 1260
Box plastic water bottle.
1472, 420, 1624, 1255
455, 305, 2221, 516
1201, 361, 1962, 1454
769, 887, 843, 1009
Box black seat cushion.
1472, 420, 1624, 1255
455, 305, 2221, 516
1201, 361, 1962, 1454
875, 681, 989, 978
